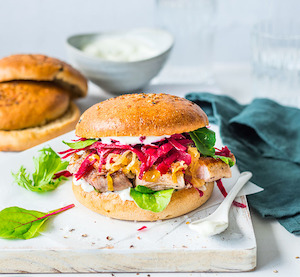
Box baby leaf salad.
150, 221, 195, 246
61, 127, 234, 213
0, 147, 75, 240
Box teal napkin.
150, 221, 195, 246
186, 92, 300, 235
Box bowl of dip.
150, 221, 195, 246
66, 28, 174, 94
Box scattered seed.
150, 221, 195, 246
69, 228, 75, 232
137, 236, 141, 240
296, 256, 299, 259
273, 270, 278, 273
63, 236, 68, 239
106, 236, 113, 241
182, 245, 188, 248
186, 222, 190, 224
82, 234, 88, 237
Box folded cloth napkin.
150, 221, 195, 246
186, 92, 300, 235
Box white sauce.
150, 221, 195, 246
73, 178, 94, 193
189, 220, 228, 237
100, 135, 170, 145
82, 35, 160, 62
103, 188, 134, 202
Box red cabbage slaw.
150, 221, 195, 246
59, 134, 194, 180
59, 135, 234, 194
215, 146, 232, 157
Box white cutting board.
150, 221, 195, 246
0, 128, 257, 273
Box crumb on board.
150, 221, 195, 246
273, 270, 278, 273
182, 245, 188, 248
69, 228, 75, 232
106, 236, 113, 241
296, 256, 299, 259
63, 236, 68, 239
82, 234, 88, 237
130, 245, 134, 248
186, 221, 190, 224
137, 236, 141, 240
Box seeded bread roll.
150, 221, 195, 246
76, 93, 209, 138
0, 54, 87, 98
0, 54, 87, 151
72, 179, 214, 221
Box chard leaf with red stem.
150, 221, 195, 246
0, 204, 75, 239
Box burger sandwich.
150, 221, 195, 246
62, 93, 235, 221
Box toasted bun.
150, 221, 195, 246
72, 180, 214, 221
0, 81, 70, 130
0, 54, 87, 98
0, 102, 80, 151
76, 93, 209, 138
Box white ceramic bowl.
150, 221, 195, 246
66, 28, 174, 94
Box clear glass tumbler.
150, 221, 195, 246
252, 20, 300, 107
155, 0, 216, 84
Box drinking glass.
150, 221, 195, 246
155, 0, 216, 84
252, 20, 300, 107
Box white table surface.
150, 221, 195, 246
1, 64, 299, 276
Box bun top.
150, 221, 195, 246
76, 93, 208, 138
0, 54, 87, 98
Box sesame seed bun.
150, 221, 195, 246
0, 102, 80, 151
72, 179, 214, 221
76, 93, 209, 138
0, 54, 87, 98
0, 81, 70, 130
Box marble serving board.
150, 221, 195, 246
0, 129, 257, 273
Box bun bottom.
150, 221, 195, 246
72, 180, 214, 221
0, 102, 80, 151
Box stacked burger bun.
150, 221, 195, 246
0, 54, 87, 151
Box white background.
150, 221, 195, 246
0, 0, 299, 63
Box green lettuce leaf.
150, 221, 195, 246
12, 147, 69, 192
213, 155, 235, 167
130, 186, 174, 213
189, 127, 216, 156
189, 127, 234, 166
134, 185, 156, 194
62, 139, 97, 149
